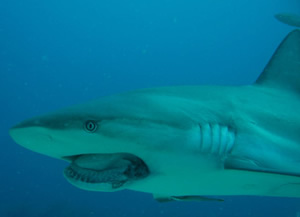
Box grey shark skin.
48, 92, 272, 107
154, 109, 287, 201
10, 30, 300, 200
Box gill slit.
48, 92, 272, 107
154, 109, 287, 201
198, 123, 235, 156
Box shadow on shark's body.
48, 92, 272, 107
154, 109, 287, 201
9, 29, 300, 202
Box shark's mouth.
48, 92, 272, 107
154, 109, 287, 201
63, 153, 149, 191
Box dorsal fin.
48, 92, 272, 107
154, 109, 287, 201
255, 29, 300, 92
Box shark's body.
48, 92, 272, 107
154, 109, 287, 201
10, 29, 300, 201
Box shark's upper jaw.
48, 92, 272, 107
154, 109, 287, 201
9, 113, 113, 159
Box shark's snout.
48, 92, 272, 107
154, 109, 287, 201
9, 119, 57, 157
10, 124, 50, 147
10, 117, 40, 138
10, 117, 43, 130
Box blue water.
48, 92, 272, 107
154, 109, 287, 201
1, 0, 300, 216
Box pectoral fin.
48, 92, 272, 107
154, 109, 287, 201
153, 194, 224, 202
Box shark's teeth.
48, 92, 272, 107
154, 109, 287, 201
65, 163, 128, 185
63, 153, 150, 191
199, 124, 235, 156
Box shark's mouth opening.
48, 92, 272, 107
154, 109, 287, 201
63, 153, 149, 191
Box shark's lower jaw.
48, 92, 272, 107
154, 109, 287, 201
63, 153, 149, 191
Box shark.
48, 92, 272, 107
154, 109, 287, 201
9, 29, 300, 202
275, 13, 300, 28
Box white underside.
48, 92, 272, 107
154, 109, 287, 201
128, 150, 300, 198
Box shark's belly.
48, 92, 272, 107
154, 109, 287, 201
129, 150, 300, 198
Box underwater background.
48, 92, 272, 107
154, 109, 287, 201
1, 0, 300, 216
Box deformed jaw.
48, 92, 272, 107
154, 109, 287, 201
63, 153, 150, 191
10, 116, 151, 192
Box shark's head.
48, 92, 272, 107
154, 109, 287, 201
9, 91, 196, 192
9, 93, 161, 192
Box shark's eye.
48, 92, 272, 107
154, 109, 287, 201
84, 120, 97, 133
